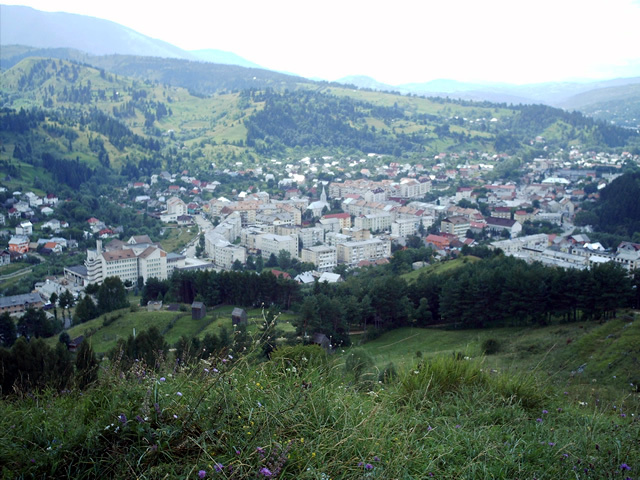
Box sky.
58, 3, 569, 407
4, 0, 640, 85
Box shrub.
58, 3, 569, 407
270, 344, 329, 373
482, 338, 501, 355
345, 348, 375, 382
378, 362, 398, 384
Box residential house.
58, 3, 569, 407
15, 221, 33, 235
0, 292, 44, 315
485, 217, 522, 238
8, 235, 29, 254
440, 216, 470, 239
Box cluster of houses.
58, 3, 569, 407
2, 144, 639, 320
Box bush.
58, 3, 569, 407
481, 338, 501, 355
345, 348, 375, 382
378, 362, 398, 384
270, 344, 329, 373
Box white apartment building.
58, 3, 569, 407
298, 227, 325, 249
257, 233, 299, 259
209, 238, 247, 269
440, 215, 471, 239
301, 245, 338, 272
354, 213, 393, 232
337, 238, 391, 266
161, 196, 188, 222
84, 240, 169, 285
391, 217, 419, 237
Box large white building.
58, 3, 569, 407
84, 240, 168, 285
160, 196, 188, 222
353, 212, 393, 232
391, 218, 420, 238
257, 233, 299, 259
301, 245, 338, 272
337, 238, 391, 266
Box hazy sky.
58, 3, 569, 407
4, 0, 640, 85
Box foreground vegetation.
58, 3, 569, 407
1, 313, 638, 479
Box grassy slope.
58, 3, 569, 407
2, 315, 638, 479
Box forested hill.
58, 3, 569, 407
0, 45, 313, 95
1, 55, 639, 193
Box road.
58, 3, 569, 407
183, 214, 215, 258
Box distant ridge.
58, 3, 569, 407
0, 4, 257, 70
190, 49, 262, 69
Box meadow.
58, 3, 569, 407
4, 309, 638, 479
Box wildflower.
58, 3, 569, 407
373, 456, 380, 462
536, 418, 543, 423
173, 414, 178, 419
204, 368, 209, 373
198, 470, 206, 479
177, 392, 183, 397
260, 467, 273, 477
620, 463, 631, 471
214, 463, 224, 472
257, 401, 263, 408
213, 368, 219, 373
542, 409, 548, 414
455, 424, 461, 428
427, 426, 433, 431
228, 354, 233, 359
364, 463, 373, 470
548, 442, 556, 446
159, 377, 166, 382
118, 413, 128, 425
620, 413, 627, 418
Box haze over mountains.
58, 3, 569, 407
1, 3, 640, 125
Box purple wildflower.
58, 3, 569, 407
118, 413, 127, 424
213, 368, 219, 373
214, 464, 224, 472
198, 470, 206, 479
455, 424, 461, 428
548, 442, 556, 446
621, 413, 627, 418
542, 409, 549, 414
364, 463, 373, 470
176, 392, 183, 397
358, 462, 363, 467
159, 377, 166, 382
536, 418, 543, 423
204, 368, 209, 373
260, 467, 273, 477
373, 456, 380, 462
620, 463, 631, 471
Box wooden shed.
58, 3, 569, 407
191, 301, 206, 319
232, 307, 248, 326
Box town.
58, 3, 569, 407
2, 143, 639, 318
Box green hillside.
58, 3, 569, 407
1, 313, 638, 478
2, 53, 639, 185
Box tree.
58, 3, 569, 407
0, 312, 17, 347
75, 341, 99, 389
17, 308, 56, 338
277, 249, 292, 270
195, 234, 205, 258
232, 259, 244, 271
97, 276, 129, 314
74, 294, 99, 324
58, 290, 75, 320
266, 253, 278, 268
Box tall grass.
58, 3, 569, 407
1, 343, 637, 479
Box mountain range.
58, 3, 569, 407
1, 3, 640, 127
